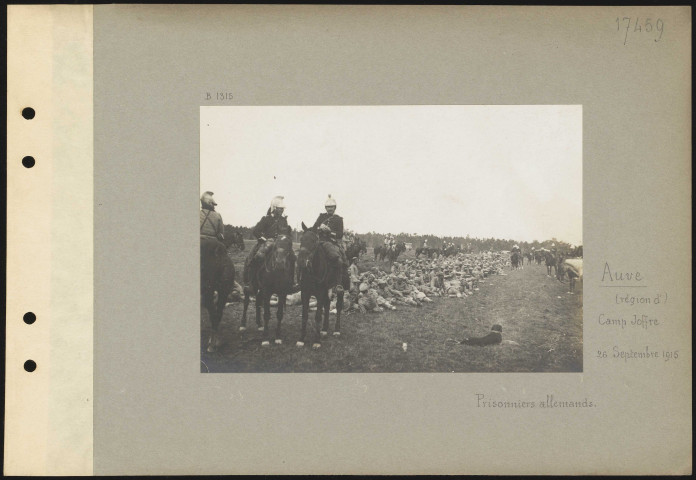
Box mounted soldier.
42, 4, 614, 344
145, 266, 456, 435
200, 191, 235, 352
387, 234, 396, 252
312, 194, 349, 288
200, 191, 225, 250
244, 196, 295, 292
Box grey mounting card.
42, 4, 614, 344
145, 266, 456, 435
5, 5, 691, 476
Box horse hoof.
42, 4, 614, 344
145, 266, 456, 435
312, 343, 321, 349
239, 326, 246, 332
333, 332, 341, 337
296, 341, 304, 347
261, 341, 270, 346
275, 339, 283, 345
320, 331, 328, 337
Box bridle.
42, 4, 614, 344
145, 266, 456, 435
264, 235, 292, 273
298, 232, 329, 285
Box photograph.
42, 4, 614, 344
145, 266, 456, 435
200, 105, 583, 372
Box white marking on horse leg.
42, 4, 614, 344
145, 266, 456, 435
296, 341, 304, 347
312, 343, 321, 349
333, 331, 341, 337
261, 340, 270, 346
257, 326, 264, 332
239, 326, 246, 332
320, 331, 328, 337
275, 339, 283, 345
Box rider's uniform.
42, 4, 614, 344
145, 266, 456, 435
200, 208, 224, 241
245, 197, 293, 286
200, 199, 225, 255
251, 211, 291, 260
312, 212, 348, 269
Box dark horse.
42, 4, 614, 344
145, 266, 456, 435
524, 252, 533, 265
511, 251, 523, 270
373, 245, 387, 261
345, 237, 367, 262
296, 223, 347, 349
387, 242, 406, 263
223, 226, 246, 251
416, 246, 436, 258
242, 235, 295, 346
545, 250, 557, 277
231, 231, 245, 251
201, 238, 236, 353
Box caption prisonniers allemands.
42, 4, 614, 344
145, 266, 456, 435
476, 394, 595, 409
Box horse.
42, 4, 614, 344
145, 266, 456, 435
387, 242, 406, 263
232, 232, 245, 251
556, 253, 567, 282
524, 252, 533, 265
241, 234, 295, 346
201, 238, 236, 352
534, 250, 544, 265
511, 251, 523, 270
223, 230, 246, 251
346, 237, 367, 262
296, 223, 347, 348
545, 250, 557, 277
562, 258, 583, 293
374, 245, 386, 261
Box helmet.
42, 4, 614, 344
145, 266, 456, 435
200, 191, 217, 206
270, 196, 286, 212
325, 194, 337, 207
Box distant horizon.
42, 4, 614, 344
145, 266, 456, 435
221, 221, 579, 247
201, 105, 582, 245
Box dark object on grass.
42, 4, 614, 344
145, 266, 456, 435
460, 324, 502, 346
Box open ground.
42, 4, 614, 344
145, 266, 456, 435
201, 241, 582, 373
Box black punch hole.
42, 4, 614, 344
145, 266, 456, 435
22, 107, 36, 120
22, 156, 35, 168
23, 312, 37, 324
24, 360, 37, 372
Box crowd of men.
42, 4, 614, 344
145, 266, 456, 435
280, 250, 511, 314
202, 191, 555, 316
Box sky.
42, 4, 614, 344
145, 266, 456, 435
200, 105, 582, 245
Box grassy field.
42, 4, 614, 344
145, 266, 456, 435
201, 241, 583, 372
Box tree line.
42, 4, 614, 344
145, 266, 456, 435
224, 224, 579, 255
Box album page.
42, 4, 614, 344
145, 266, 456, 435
5, 5, 691, 475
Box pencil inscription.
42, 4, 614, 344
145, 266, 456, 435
615, 17, 664, 45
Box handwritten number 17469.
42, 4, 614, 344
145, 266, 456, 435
616, 17, 664, 45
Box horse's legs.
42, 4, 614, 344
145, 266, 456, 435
274, 294, 285, 344
261, 291, 271, 345
203, 286, 219, 352
312, 292, 323, 348
255, 291, 263, 330
321, 286, 332, 335
334, 288, 344, 336
298, 290, 309, 347
241, 291, 249, 330
209, 283, 230, 351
